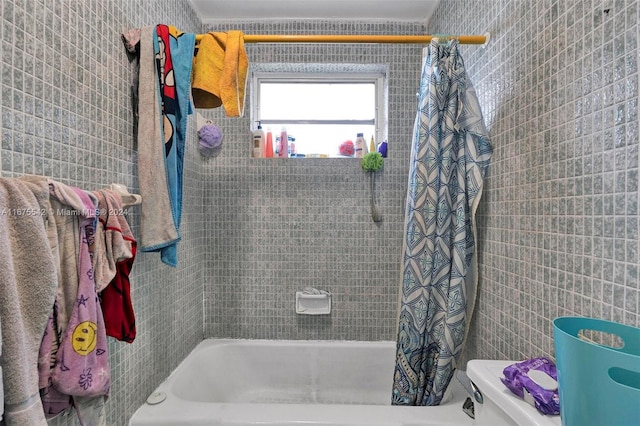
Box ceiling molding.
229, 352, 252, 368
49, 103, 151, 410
189, 0, 439, 23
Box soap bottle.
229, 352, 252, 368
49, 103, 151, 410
369, 135, 376, 154
354, 133, 367, 158
289, 136, 296, 157
252, 122, 265, 158
377, 140, 388, 158
264, 129, 274, 158
278, 127, 288, 158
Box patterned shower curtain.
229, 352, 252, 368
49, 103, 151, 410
392, 39, 492, 406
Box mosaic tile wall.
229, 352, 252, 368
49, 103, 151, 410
1, 0, 204, 424
7, 0, 636, 422
429, 0, 640, 363
201, 20, 426, 340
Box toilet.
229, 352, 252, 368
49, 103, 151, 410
466, 360, 563, 426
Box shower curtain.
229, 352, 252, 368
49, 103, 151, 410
392, 39, 492, 406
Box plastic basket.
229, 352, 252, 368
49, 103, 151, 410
553, 317, 640, 426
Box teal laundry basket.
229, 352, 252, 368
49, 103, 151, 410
553, 317, 640, 426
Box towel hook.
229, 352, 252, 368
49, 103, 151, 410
109, 184, 142, 206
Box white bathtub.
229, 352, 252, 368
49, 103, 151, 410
129, 339, 474, 426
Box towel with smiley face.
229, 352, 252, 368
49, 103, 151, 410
37, 185, 110, 424
51, 188, 110, 398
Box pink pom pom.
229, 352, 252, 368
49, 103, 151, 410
339, 140, 355, 157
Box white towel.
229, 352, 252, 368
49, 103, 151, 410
136, 26, 179, 251
0, 176, 58, 426
1, 317, 4, 423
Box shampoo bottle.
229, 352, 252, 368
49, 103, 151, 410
354, 133, 367, 158
252, 122, 265, 158
278, 127, 288, 158
265, 129, 274, 158
369, 135, 375, 153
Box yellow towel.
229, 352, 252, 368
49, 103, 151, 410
192, 30, 248, 117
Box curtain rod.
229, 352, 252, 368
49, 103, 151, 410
194, 34, 489, 45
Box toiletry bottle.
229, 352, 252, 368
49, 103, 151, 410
289, 136, 296, 157
354, 133, 367, 158
265, 129, 274, 158
369, 135, 376, 153
377, 140, 388, 158
252, 122, 265, 158
279, 127, 288, 158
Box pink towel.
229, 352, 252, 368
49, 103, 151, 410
51, 188, 109, 398
38, 183, 109, 424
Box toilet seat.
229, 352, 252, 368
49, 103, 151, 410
466, 360, 562, 426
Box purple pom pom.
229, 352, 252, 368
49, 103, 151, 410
198, 124, 223, 157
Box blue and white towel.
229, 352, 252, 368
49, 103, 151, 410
135, 26, 195, 267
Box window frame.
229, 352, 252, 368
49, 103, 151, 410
250, 68, 387, 156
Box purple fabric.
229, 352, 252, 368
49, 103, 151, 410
501, 357, 560, 415
40, 188, 110, 422
52, 189, 109, 397
39, 307, 72, 418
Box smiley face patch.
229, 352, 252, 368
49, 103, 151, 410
72, 321, 98, 355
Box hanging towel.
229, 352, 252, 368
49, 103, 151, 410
91, 190, 135, 292
136, 26, 179, 262
100, 245, 137, 343
121, 28, 141, 54
1, 318, 3, 423
149, 24, 196, 266
36, 180, 104, 421
35, 181, 77, 418
136, 26, 195, 267
122, 28, 142, 136
92, 190, 137, 343
0, 176, 57, 426
192, 30, 248, 117
51, 188, 108, 425
45, 179, 94, 332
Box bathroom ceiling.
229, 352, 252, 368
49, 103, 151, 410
189, 0, 440, 23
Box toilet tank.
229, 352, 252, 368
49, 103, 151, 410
466, 360, 562, 426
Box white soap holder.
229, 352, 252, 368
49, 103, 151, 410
296, 289, 331, 315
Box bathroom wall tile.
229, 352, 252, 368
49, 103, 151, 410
2, 0, 203, 424
431, 0, 640, 363
4, 0, 638, 422
201, 20, 424, 342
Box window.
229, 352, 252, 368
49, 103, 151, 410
251, 64, 387, 158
